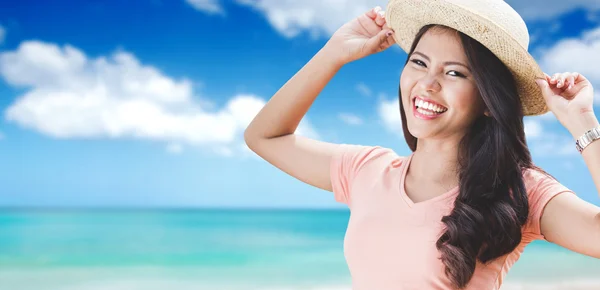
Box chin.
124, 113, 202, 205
406, 127, 431, 140
404, 120, 429, 139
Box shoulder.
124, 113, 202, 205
521, 167, 570, 194
330, 144, 405, 205
332, 144, 403, 171
521, 167, 549, 188
521, 167, 574, 237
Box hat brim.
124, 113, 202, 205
385, 0, 548, 116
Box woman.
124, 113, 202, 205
244, 0, 600, 289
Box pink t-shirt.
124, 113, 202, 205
330, 144, 574, 290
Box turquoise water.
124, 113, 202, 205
1, 209, 599, 289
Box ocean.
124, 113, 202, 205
1, 209, 599, 290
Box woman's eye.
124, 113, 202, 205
448, 71, 466, 78
410, 59, 425, 66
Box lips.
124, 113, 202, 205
412, 95, 448, 120
412, 95, 448, 112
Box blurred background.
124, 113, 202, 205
1, 0, 600, 289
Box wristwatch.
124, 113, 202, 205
575, 125, 600, 153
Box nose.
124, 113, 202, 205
417, 74, 442, 93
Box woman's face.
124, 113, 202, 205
400, 28, 486, 141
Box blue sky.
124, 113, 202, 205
1, 0, 600, 208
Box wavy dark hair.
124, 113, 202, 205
399, 25, 550, 289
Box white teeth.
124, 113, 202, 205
415, 99, 447, 113
417, 108, 434, 115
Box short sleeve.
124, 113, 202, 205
523, 169, 575, 240
329, 144, 392, 205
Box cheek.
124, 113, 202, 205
448, 86, 482, 116
399, 72, 414, 102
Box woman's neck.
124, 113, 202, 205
411, 140, 461, 187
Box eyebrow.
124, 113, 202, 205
411, 51, 471, 72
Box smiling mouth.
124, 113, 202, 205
413, 96, 448, 115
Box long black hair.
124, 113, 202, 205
399, 24, 549, 289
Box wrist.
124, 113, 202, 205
319, 43, 348, 69
569, 112, 600, 139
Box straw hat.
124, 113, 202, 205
385, 0, 547, 116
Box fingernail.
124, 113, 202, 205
386, 30, 393, 36
374, 6, 381, 13
378, 10, 385, 17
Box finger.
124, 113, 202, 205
366, 6, 381, 20
366, 29, 394, 53
382, 22, 390, 30
381, 23, 391, 38
535, 78, 555, 103
571, 72, 582, 84
544, 73, 552, 83
568, 72, 587, 93
375, 9, 386, 26
550, 73, 560, 84
565, 73, 575, 90
381, 23, 396, 45
385, 30, 396, 47
544, 73, 555, 86
556, 73, 566, 88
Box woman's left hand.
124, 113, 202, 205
536, 72, 597, 138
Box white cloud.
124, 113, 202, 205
196, 1, 599, 40
213, 146, 233, 157
378, 96, 401, 134
529, 135, 576, 156
536, 26, 600, 104
537, 111, 557, 121
524, 118, 576, 156
166, 143, 183, 154
185, 0, 224, 15
0, 41, 319, 156
0, 25, 5, 45
235, 0, 382, 38
356, 82, 372, 97
338, 113, 363, 126
524, 119, 543, 138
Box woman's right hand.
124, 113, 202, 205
325, 6, 396, 66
